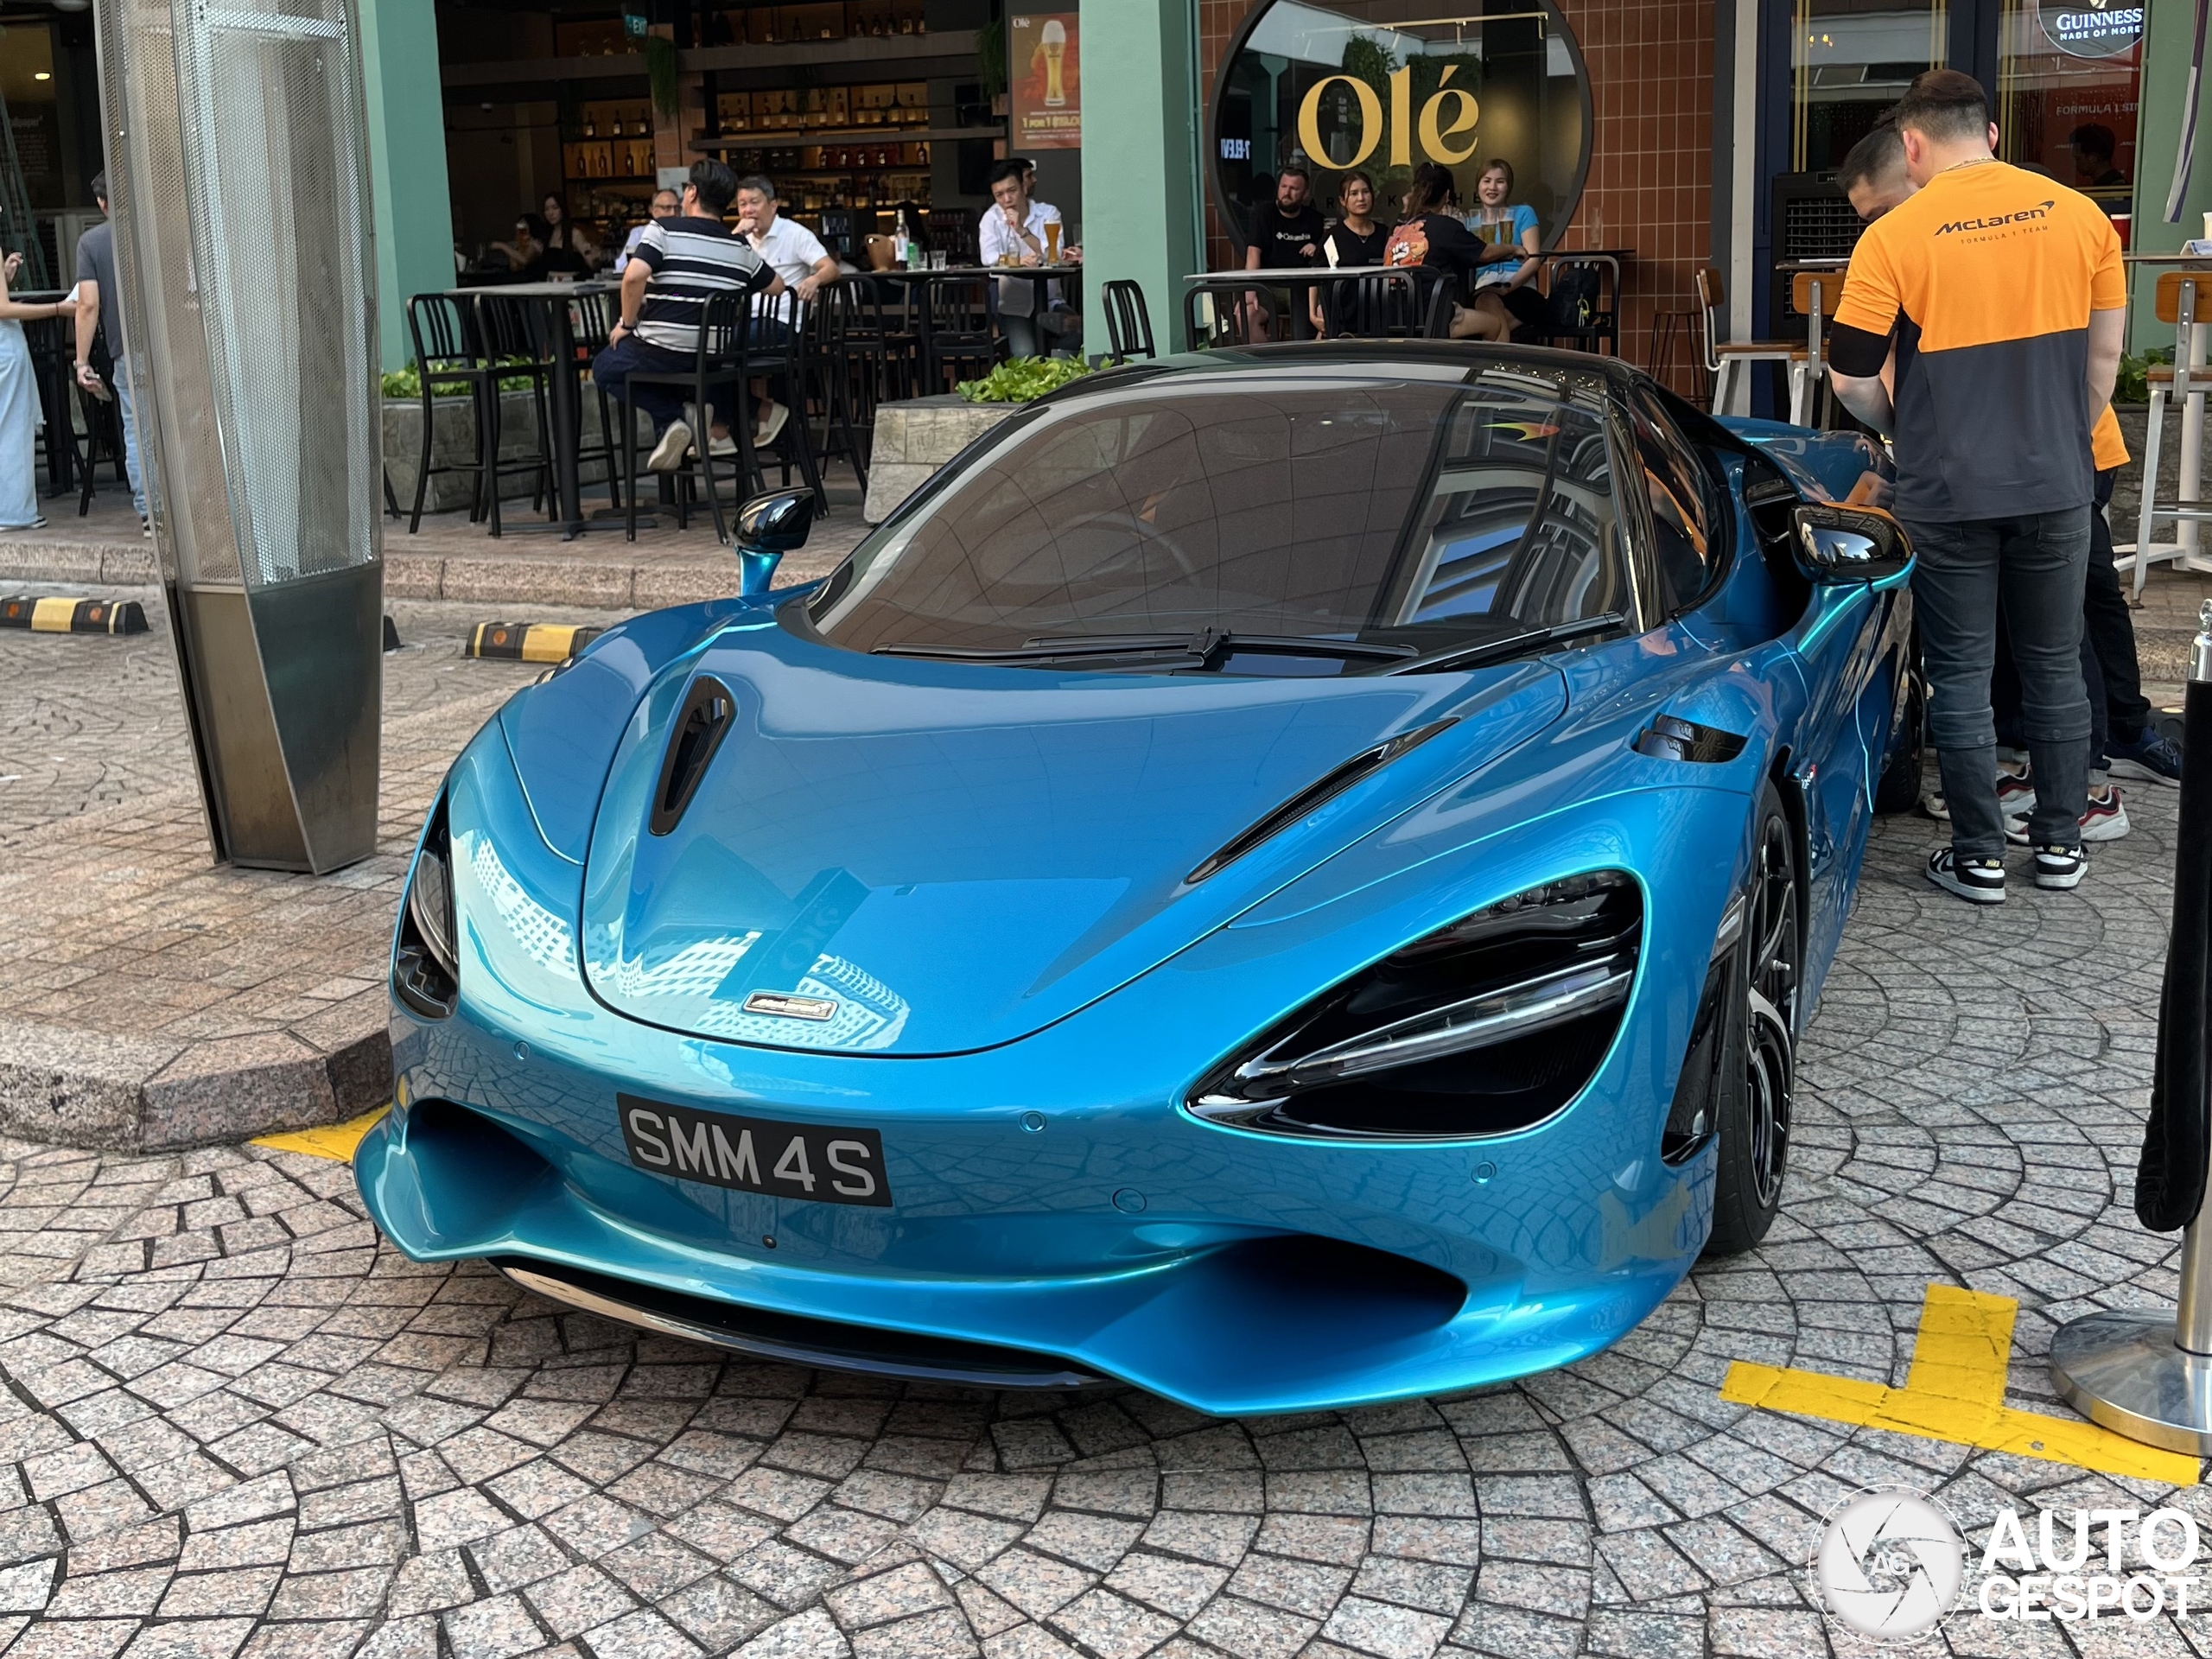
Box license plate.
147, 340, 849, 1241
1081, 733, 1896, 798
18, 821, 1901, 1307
619, 1094, 893, 1208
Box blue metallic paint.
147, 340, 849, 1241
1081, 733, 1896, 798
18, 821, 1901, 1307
359, 358, 1911, 1414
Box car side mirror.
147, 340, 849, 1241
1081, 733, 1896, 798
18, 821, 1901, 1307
734, 488, 816, 596
1791, 502, 1912, 585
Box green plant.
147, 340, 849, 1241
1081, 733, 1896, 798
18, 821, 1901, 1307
2117, 346, 2173, 406
381, 357, 540, 401
956, 355, 1093, 403
976, 15, 1006, 99
646, 34, 680, 121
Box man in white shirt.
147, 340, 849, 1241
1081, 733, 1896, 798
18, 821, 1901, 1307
976, 159, 1080, 358
735, 175, 839, 327
614, 189, 681, 273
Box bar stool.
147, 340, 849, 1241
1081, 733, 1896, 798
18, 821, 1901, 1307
1102, 281, 1156, 360
1789, 270, 1840, 429
1696, 267, 1808, 420
2124, 272, 2212, 600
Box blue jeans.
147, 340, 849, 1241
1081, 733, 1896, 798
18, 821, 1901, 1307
112, 355, 146, 518
1908, 507, 2092, 855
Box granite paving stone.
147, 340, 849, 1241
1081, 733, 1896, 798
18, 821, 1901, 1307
0, 571, 2204, 1654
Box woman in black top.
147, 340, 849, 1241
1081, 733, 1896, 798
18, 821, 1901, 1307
541, 194, 600, 274
1382, 163, 1494, 339
1310, 171, 1389, 335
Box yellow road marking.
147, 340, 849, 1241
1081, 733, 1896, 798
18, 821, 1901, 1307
29, 596, 77, 632
1721, 1283, 2201, 1486
252, 1105, 389, 1164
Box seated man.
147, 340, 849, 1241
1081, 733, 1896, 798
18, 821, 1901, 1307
734, 174, 840, 446
592, 159, 783, 472
977, 159, 1080, 358
613, 188, 680, 273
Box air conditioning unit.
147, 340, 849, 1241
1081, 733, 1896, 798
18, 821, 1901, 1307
1769, 171, 1864, 340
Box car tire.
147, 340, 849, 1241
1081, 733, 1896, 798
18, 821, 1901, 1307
1705, 784, 1800, 1256
1872, 654, 1927, 816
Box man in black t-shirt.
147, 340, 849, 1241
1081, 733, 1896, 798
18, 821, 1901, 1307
1241, 166, 1324, 340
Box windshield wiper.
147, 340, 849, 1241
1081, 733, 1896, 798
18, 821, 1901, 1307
1386, 613, 1625, 676
874, 627, 1421, 668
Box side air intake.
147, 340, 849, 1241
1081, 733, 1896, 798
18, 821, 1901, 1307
1185, 718, 1457, 885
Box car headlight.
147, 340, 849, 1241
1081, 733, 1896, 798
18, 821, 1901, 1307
393, 795, 459, 1019
1189, 871, 1640, 1141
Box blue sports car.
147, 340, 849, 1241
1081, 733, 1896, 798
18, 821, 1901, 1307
359, 343, 1918, 1414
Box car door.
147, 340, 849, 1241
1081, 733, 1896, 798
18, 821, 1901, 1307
1627, 395, 1902, 1011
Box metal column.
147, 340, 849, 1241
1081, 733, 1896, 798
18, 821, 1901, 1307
91, 0, 384, 872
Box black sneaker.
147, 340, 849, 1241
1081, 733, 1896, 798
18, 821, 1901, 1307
2032, 843, 2086, 890
1927, 848, 2006, 904
2106, 729, 2183, 788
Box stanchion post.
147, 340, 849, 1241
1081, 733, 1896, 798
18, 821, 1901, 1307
2050, 600, 2212, 1454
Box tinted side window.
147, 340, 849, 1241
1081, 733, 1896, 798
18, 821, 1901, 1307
1630, 400, 1719, 611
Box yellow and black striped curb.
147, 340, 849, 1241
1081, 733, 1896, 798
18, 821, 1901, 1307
0, 594, 149, 634
467, 621, 604, 664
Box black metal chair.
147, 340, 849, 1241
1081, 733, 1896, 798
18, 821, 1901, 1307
1183, 281, 1284, 351
818, 277, 912, 491
1530, 255, 1622, 358
749, 297, 830, 514
73, 378, 129, 518
614, 288, 754, 544
920, 275, 1000, 393
470, 291, 562, 536
402, 294, 513, 534
1101, 280, 1156, 361
569, 288, 627, 512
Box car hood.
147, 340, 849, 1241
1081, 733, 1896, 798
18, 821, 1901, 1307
577, 612, 1568, 1056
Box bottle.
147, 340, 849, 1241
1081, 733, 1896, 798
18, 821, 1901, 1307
895, 207, 912, 266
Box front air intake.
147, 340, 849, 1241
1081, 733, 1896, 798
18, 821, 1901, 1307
1190, 872, 1641, 1140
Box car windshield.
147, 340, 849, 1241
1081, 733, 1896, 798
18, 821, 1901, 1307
804, 370, 1631, 676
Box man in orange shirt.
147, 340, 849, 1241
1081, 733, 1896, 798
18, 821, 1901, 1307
1828, 70, 2126, 905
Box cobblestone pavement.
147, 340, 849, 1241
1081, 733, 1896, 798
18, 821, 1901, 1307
0, 772, 2192, 1656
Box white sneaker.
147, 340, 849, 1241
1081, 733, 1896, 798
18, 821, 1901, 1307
755, 400, 791, 447
1927, 848, 2005, 904
2031, 843, 2086, 890
708, 430, 739, 458
647, 420, 692, 473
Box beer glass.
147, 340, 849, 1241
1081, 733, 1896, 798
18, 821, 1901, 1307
1042, 20, 1067, 107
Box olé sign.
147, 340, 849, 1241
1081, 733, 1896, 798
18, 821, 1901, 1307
1297, 66, 1481, 169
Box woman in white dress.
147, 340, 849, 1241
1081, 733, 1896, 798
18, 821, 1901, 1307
1, 251, 74, 531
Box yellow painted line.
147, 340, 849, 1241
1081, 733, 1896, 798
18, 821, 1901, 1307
252, 1105, 389, 1164
1721, 1283, 2200, 1485
29, 596, 78, 632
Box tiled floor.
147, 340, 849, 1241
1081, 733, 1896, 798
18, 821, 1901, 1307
0, 763, 2193, 1654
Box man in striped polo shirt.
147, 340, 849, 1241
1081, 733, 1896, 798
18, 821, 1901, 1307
1827, 69, 2126, 906
594, 159, 784, 472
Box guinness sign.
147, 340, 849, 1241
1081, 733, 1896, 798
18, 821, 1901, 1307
2039, 0, 2144, 60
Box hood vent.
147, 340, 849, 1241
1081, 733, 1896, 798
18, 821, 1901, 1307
650, 677, 735, 836
1185, 717, 1457, 886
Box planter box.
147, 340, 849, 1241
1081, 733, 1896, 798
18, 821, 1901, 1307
862, 396, 1021, 524
382, 388, 647, 516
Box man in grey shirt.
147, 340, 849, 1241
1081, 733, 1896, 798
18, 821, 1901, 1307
73, 173, 145, 527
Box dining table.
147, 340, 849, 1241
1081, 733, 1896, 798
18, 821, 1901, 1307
872, 261, 1083, 373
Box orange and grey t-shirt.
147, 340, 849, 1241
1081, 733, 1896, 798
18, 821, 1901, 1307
1829, 161, 2126, 522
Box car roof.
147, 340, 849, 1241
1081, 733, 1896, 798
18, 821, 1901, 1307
1065, 340, 1649, 404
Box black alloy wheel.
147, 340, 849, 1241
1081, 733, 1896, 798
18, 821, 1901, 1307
1706, 785, 1801, 1255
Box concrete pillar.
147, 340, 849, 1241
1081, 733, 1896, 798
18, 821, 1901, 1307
360, 0, 455, 371
1078, 0, 1201, 354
